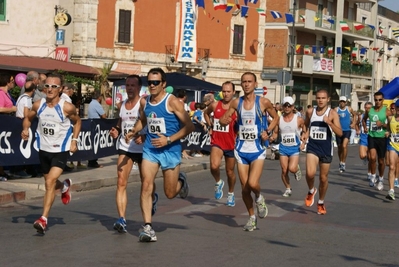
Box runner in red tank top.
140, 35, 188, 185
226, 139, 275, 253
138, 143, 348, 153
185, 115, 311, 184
204, 81, 237, 206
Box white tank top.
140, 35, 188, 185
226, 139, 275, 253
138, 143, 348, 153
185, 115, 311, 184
36, 98, 72, 153
118, 99, 144, 153
279, 113, 301, 146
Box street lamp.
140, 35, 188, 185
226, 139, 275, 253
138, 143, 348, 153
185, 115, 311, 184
289, 0, 297, 96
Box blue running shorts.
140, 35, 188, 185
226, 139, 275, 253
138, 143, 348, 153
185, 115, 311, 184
143, 149, 181, 170
359, 133, 368, 147
234, 149, 266, 165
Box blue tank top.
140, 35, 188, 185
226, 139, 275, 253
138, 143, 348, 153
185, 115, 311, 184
235, 96, 265, 153
143, 94, 181, 153
307, 108, 333, 156
337, 106, 351, 131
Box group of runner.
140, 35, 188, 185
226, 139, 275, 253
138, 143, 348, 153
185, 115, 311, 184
21, 69, 397, 242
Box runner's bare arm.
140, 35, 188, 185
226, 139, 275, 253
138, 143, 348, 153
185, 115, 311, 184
219, 99, 238, 126
65, 102, 81, 153
326, 109, 343, 137
125, 98, 146, 142
21, 101, 40, 140
167, 95, 194, 143
203, 101, 216, 128
262, 98, 279, 132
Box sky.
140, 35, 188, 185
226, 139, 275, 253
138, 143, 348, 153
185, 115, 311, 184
378, 0, 398, 12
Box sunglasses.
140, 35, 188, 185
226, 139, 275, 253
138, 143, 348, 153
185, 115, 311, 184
374, 99, 383, 102
44, 84, 61, 89
147, 80, 162, 86
283, 103, 292, 108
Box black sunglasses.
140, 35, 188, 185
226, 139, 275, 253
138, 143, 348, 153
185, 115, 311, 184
374, 98, 383, 102
147, 80, 162, 86
283, 103, 292, 108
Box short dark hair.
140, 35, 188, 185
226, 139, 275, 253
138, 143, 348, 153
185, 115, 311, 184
241, 72, 257, 82
92, 90, 102, 99
24, 81, 37, 93
176, 89, 187, 99
46, 72, 64, 85
374, 91, 384, 98
126, 75, 142, 87
316, 89, 329, 97
0, 71, 13, 87
147, 68, 166, 82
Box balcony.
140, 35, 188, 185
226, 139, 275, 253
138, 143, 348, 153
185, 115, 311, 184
341, 60, 372, 77
293, 9, 373, 40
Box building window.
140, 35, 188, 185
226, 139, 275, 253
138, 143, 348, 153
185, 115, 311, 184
118, 9, 131, 44
232, 25, 244, 55
0, 0, 6, 21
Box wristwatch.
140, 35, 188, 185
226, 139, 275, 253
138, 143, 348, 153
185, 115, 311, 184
167, 136, 171, 145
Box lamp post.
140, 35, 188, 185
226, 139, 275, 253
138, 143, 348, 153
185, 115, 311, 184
289, 0, 297, 96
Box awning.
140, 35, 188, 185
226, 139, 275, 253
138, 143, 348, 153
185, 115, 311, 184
0, 54, 128, 79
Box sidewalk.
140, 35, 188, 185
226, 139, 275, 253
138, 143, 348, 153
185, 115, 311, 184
0, 153, 217, 205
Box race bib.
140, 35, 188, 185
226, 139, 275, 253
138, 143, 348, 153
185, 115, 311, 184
392, 134, 399, 143
370, 122, 382, 132
213, 119, 229, 133
39, 121, 60, 137
281, 133, 296, 146
147, 118, 166, 134
122, 122, 135, 136
239, 125, 257, 140
310, 126, 327, 140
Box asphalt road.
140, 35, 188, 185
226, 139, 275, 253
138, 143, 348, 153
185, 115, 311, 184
1, 147, 398, 267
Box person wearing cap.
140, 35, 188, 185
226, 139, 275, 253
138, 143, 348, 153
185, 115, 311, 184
385, 99, 399, 200
356, 102, 373, 180
219, 72, 279, 231
276, 96, 306, 197
362, 92, 391, 191
302, 89, 342, 215
335, 96, 357, 173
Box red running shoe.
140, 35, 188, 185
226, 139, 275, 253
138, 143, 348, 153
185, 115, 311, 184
33, 217, 47, 234
61, 179, 72, 205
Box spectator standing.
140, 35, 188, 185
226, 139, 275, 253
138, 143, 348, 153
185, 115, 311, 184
87, 90, 107, 168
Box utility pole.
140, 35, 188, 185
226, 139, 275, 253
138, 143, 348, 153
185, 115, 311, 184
289, 0, 297, 96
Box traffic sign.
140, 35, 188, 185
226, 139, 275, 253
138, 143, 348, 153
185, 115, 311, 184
277, 70, 291, 85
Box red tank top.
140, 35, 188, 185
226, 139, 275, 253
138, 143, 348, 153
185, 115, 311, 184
211, 101, 237, 150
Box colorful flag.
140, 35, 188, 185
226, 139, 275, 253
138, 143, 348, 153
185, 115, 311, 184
304, 45, 310, 54
312, 45, 317, 54
249, 0, 258, 3
327, 19, 335, 24
270, 11, 282, 19
241, 6, 249, 17
213, 0, 227, 10
344, 47, 351, 51
225, 3, 234, 12
295, 44, 301, 54
196, 0, 205, 9
314, 17, 320, 22
299, 15, 305, 22
371, 47, 379, 51
353, 23, 365, 31
320, 46, 325, 53
379, 25, 385, 35
328, 47, 333, 54
340, 21, 350, 31
392, 28, 399, 38
285, 13, 294, 23
388, 47, 393, 51
337, 47, 342, 54
360, 47, 367, 55
352, 47, 358, 58
367, 24, 375, 30
257, 8, 266, 16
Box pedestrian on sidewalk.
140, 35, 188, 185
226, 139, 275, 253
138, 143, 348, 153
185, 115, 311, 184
303, 89, 342, 215
276, 96, 305, 198
125, 68, 194, 242
219, 72, 279, 231
21, 72, 82, 234
109, 75, 158, 233
203, 81, 237, 207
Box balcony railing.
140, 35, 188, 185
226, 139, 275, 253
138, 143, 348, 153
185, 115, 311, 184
341, 60, 372, 77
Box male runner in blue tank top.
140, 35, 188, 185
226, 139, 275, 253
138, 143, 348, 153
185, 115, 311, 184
335, 96, 357, 173
302, 89, 342, 215
125, 68, 194, 242
220, 72, 279, 231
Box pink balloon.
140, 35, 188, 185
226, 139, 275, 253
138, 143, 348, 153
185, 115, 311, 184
15, 73, 27, 88
105, 97, 112, 105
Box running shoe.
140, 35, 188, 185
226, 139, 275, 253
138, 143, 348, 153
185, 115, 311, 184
152, 192, 159, 216
214, 180, 224, 200
305, 188, 317, 207
376, 179, 384, 191
369, 176, 377, 187
243, 217, 257, 231
282, 188, 292, 197
339, 163, 343, 173
317, 203, 327, 215
178, 172, 189, 199
139, 225, 157, 242
294, 165, 302, 181
226, 193, 235, 207
256, 195, 268, 218
341, 163, 345, 172
386, 190, 395, 201
61, 179, 72, 205
394, 178, 399, 188
113, 217, 127, 233
33, 217, 47, 234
